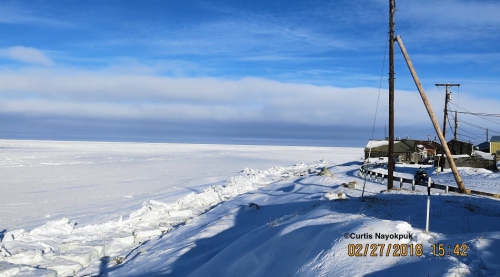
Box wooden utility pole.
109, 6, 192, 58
395, 36, 467, 193
435, 84, 460, 139
454, 111, 458, 141
388, 0, 396, 190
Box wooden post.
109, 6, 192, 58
435, 84, 459, 140
454, 111, 458, 141
387, 0, 396, 190
395, 36, 467, 193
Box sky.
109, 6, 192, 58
0, 0, 499, 147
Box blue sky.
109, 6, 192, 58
0, 0, 499, 146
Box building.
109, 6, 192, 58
441, 151, 498, 171
410, 140, 441, 163
476, 141, 490, 153
365, 139, 440, 164
437, 139, 475, 156
434, 138, 499, 171
491, 136, 500, 156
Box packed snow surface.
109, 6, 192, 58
1, 140, 499, 276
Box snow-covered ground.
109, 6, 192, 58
1, 140, 499, 276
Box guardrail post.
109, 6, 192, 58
425, 177, 431, 233
400, 177, 403, 189
412, 179, 415, 191
446, 186, 449, 194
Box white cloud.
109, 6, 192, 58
0, 67, 498, 133
0, 46, 54, 66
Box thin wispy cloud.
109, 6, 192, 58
0, 46, 54, 66
0, 3, 72, 28
397, 0, 500, 43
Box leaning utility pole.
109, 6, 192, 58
387, 0, 396, 190
435, 83, 460, 139
396, 36, 467, 193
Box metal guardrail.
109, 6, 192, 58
359, 165, 500, 199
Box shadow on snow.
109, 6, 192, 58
97, 177, 500, 276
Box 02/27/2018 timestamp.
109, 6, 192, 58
431, 243, 468, 257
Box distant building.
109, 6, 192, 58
491, 136, 500, 157
441, 151, 498, 171
365, 139, 411, 162
431, 138, 499, 171
476, 141, 490, 153
365, 138, 498, 170
438, 139, 474, 156
364, 139, 440, 164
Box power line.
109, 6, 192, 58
434, 88, 500, 140
455, 111, 500, 117
460, 128, 484, 139
449, 102, 500, 127
458, 119, 500, 134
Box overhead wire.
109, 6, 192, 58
458, 119, 500, 134
455, 111, 500, 118
449, 102, 500, 126
442, 87, 500, 140
362, 29, 390, 199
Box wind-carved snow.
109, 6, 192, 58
0, 160, 328, 277
1, 142, 500, 276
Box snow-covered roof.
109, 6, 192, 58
435, 154, 470, 158
365, 140, 388, 148
365, 140, 401, 149
472, 150, 495, 160
452, 154, 471, 158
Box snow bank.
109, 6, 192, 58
0, 160, 328, 277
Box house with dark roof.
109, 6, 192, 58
476, 141, 490, 153
433, 138, 499, 171
437, 139, 475, 156
442, 150, 498, 171
364, 139, 440, 164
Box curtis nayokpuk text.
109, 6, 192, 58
346, 232, 413, 240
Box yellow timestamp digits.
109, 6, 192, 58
431, 243, 468, 257
347, 244, 423, 257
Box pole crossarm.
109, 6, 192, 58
395, 35, 467, 193
435, 84, 460, 140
